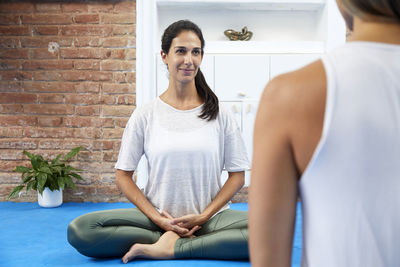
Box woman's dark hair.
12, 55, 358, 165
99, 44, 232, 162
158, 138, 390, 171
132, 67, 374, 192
161, 20, 219, 121
341, 0, 400, 22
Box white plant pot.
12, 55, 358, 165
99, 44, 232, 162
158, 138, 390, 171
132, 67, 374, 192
38, 188, 63, 208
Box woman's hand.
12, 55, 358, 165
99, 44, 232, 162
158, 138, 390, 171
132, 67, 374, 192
170, 213, 207, 230
159, 211, 202, 237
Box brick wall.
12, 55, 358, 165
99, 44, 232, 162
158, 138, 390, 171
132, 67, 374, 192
0, 1, 136, 202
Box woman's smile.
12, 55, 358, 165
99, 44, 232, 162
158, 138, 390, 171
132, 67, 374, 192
179, 68, 196, 75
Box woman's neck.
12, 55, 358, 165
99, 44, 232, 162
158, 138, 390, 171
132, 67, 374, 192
160, 80, 203, 110
350, 17, 400, 45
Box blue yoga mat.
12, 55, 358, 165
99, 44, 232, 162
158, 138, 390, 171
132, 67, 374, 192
0, 202, 302, 266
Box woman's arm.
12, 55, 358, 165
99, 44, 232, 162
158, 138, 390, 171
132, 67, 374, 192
171, 171, 244, 228
115, 169, 190, 235
248, 77, 299, 267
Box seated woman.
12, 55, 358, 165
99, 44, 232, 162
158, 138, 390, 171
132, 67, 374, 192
67, 20, 250, 264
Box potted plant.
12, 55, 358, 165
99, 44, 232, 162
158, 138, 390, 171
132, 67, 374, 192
8, 147, 84, 208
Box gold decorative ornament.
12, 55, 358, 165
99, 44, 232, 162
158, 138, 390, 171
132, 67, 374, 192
224, 27, 253, 41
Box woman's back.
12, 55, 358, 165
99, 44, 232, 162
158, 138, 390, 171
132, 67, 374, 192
299, 41, 400, 267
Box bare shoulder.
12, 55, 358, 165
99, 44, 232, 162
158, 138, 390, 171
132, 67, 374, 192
261, 59, 326, 114
258, 59, 326, 172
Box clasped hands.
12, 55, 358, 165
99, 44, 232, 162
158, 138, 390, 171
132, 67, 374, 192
158, 210, 206, 238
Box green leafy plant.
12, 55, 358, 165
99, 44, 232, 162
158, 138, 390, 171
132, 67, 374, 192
8, 147, 84, 199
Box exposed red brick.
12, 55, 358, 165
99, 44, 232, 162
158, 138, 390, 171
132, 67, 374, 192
100, 173, 118, 184
103, 151, 118, 162
0, 71, 32, 81
24, 104, 74, 115
0, 172, 22, 184
62, 71, 113, 82
0, 81, 22, 92
57, 139, 92, 150
32, 26, 59, 36
0, 104, 24, 114
96, 184, 121, 195
37, 117, 63, 127
0, 60, 21, 70
24, 127, 74, 138
102, 105, 133, 117
0, 2, 34, 13
117, 95, 135, 105
112, 25, 136, 36
114, 140, 121, 151
74, 60, 100, 70
114, 1, 136, 13
73, 127, 100, 139
0, 37, 20, 48
0, 14, 20, 25
113, 72, 127, 83
114, 117, 129, 128
35, 3, 61, 13
61, 48, 104, 59
32, 71, 62, 81
30, 48, 59, 59
0, 26, 30, 36
0, 93, 37, 103
232, 187, 249, 203
0, 128, 24, 138
102, 83, 135, 94
24, 82, 75, 93
126, 49, 136, 60
100, 95, 116, 105
0, 116, 37, 127
0, 49, 29, 59
64, 117, 111, 128
65, 94, 100, 105
62, 3, 89, 13
23, 60, 73, 70
38, 139, 64, 149
0, 161, 30, 174
21, 37, 71, 48
103, 128, 124, 139
21, 36, 58, 48
101, 14, 135, 24
88, 3, 113, 13
75, 82, 100, 93
126, 72, 136, 83
75, 105, 100, 116
101, 60, 134, 71
77, 151, 102, 162
110, 49, 125, 59
74, 14, 99, 24
60, 25, 112, 36
38, 94, 64, 103
21, 14, 72, 25
93, 140, 115, 150
72, 37, 101, 47
0, 139, 38, 149
102, 37, 128, 48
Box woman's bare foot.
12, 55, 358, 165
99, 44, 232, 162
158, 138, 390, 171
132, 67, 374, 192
122, 231, 180, 264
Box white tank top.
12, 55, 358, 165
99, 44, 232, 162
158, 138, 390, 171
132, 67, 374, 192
299, 42, 400, 267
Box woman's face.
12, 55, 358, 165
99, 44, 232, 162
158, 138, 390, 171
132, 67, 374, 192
161, 30, 203, 85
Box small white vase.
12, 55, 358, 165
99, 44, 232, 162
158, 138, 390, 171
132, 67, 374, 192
38, 188, 63, 208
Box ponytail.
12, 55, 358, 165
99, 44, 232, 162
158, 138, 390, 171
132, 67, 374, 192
195, 69, 219, 121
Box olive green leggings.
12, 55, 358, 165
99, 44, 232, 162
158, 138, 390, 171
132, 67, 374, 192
67, 208, 248, 260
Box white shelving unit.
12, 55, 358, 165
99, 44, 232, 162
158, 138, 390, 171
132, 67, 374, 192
136, 0, 346, 187
205, 41, 324, 54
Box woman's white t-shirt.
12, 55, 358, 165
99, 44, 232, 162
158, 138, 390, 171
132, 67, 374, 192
115, 97, 249, 218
